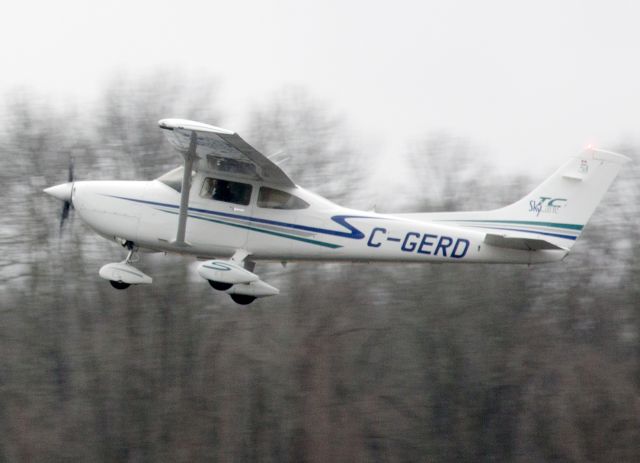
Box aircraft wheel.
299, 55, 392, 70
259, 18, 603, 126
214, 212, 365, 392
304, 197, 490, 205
230, 294, 256, 305
208, 280, 233, 291
110, 280, 131, 290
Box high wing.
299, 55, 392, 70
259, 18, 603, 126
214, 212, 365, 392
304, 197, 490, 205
158, 118, 295, 187
157, 118, 295, 246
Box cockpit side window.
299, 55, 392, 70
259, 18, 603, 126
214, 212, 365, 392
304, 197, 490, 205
257, 187, 309, 210
200, 178, 252, 205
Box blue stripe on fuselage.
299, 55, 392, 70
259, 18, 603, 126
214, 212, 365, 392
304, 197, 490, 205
105, 195, 372, 239
105, 195, 578, 242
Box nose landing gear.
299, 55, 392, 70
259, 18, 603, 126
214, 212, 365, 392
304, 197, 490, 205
99, 242, 153, 290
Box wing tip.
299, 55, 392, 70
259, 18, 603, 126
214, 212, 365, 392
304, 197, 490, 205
158, 118, 235, 135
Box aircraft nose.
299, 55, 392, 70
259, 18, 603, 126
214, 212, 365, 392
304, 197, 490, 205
44, 182, 73, 202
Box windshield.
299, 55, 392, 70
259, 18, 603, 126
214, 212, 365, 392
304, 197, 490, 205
156, 167, 190, 192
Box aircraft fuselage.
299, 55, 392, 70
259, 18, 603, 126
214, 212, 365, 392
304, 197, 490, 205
70, 174, 566, 265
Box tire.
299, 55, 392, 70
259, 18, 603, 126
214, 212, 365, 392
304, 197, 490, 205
110, 280, 131, 290
208, 280, 233, 291
230, 294, 256, 305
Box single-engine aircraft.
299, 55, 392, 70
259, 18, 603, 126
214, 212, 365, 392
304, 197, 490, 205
44, 119, 629, 304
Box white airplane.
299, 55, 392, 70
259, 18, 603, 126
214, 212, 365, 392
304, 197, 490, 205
44, 119, 629, 304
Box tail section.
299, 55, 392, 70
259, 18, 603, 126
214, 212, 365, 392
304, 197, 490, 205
402, 148, 630, 249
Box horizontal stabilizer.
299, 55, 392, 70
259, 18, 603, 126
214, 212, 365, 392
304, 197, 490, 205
484, 233, 568, 251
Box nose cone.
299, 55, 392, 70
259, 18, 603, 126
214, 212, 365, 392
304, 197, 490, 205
44, 182, 73, 202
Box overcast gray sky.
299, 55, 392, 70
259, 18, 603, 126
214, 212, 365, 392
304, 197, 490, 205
2, 0, 639, 173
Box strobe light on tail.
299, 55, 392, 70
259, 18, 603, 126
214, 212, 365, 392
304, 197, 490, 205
43, 118, 630, 304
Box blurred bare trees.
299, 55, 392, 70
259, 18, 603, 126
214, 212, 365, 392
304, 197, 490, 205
1, 74, 639, 462
246, 87, 368, 207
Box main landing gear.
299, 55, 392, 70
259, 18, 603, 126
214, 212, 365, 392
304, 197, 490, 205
207, 275, 256, 305
198, 251, 278, 305
230, 294, 256, 305
208, 279, 257, 304
208, 280, 233, 291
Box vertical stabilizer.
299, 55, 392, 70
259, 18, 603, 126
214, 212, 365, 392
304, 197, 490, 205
400, 148, 630, 249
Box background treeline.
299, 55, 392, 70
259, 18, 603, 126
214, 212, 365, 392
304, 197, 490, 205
1, 73, 639, 462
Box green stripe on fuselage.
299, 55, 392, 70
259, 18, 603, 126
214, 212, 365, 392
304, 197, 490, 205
159, 209, 342, 249
439, 219, 583, 231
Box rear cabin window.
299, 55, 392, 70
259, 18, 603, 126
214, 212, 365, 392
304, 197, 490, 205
200, 178, 252, 205
257, 187, 309, 210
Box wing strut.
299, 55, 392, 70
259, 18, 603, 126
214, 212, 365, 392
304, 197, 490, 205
173, 131, 197, 246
